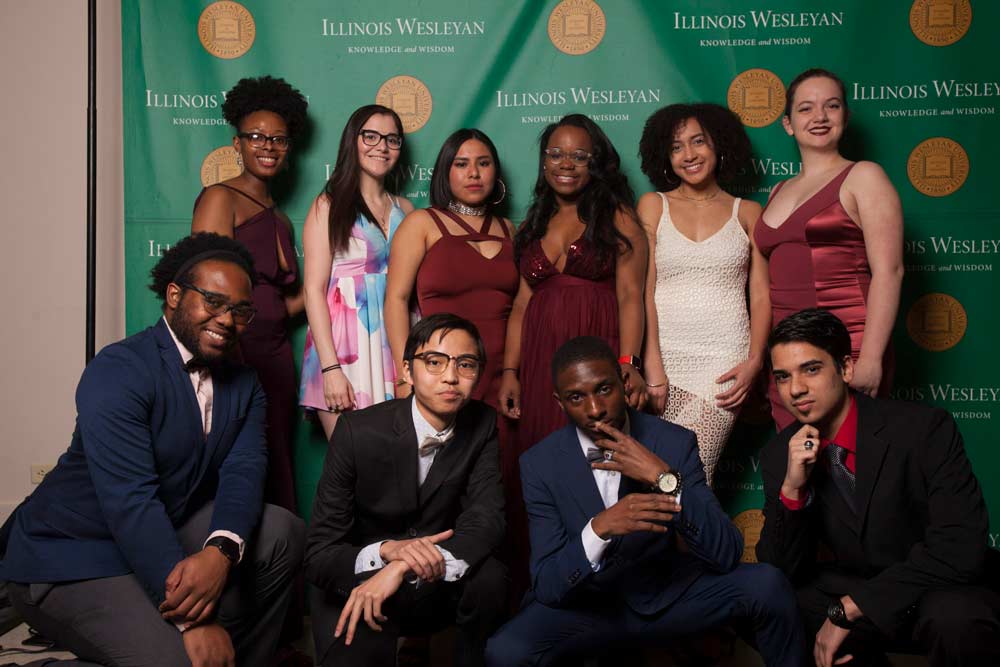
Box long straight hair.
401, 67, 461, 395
515, 114, 635, 263
322, 104, 404, 253
429, 128, 506, 214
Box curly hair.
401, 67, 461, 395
149, 233, 256, 301
639, 103, 751, 191
221, 76, 309, 138
515, 114, 636, 264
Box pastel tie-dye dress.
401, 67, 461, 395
299, 198, 404, 411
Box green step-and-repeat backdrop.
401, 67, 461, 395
123, 0, 999, 558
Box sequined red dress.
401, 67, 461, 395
755, 163, 893, 430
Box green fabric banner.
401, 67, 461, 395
122, 0, 999, 555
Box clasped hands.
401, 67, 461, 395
335, 528, 454, 646
589, 421, 682, 539
160, 547, 235, 667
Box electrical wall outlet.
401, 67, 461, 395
30, 464, 54, 485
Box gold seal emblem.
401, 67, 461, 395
907, 137, 969, 197
548, 0, 607, 56
375, 76, 433, 133
732, 509, 765, 563
906, 293, 968, 352
198, 1, 256, 59
727, 69, 786, 128
909, 0, 972, 47
200, 146, 243, 187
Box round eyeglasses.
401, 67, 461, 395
238, 132, 291, 151
179, 283, 257, 325
411, 352, 481, 378
543, 148, 592, 166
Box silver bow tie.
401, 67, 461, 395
419, 434, 451, 457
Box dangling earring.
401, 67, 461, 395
490, 178, 507, 206
717, 154, 725, 171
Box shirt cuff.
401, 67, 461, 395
437, 546, 469, 582
780, 489, 811, 510
204, 530, 245, 563
581, 519, 611, 572
354, 541, 386, 574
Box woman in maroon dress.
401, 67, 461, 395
385, 129, 518, 410
756, 69, 903, 430
192, 76, 308, 513
497, 114, 647, 594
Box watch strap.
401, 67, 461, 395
205, 536, 239, 563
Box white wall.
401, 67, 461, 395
0, 0, 124, 521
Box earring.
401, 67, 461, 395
490, 178, 507, 206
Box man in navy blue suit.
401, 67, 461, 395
0, 233, 303, 667
487, 336, 805, 666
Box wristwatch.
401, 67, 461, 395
654, 469, 682, 496
205, 536, 240, 563
826, 600, 855, 629
618, 355, 642, 371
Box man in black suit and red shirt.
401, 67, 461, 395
757, 308, 1000, 667
304, 313, 506, 667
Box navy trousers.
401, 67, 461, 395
486, 562, 805, 667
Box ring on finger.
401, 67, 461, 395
604, 449, 614, 462
804, 439, 814, 450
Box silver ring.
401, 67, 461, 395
804, 440, 814, 450
604, 450, 614, 462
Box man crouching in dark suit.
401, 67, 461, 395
305, 312, 507, 667
0, 233, 304, 667
757, 308, 1000, 667
487, 336, 805, 666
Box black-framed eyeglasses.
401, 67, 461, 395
543, 148, 592, 166
359, 129, 403, 150
238, 132, 291, 151
412, 352, 481, 378
178, 283, 257, 325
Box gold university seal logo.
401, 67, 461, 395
910, 0, 972, 47
727, 69, 785, 128
548, 0, 607, 56
198, 1, 256, 59
907, 137, 969, 197
375, 76, 433, 133
907, 293, 968, 352
732, 510, 765, 563
200, 146, 243, 187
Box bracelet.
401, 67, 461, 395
502, 367, 518, 375
321, 364, 342, 374
646, 382, 666, 388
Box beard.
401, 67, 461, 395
168, 305, 235, 367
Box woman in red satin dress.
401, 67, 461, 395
755, 69, 904, 430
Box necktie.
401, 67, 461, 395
586, 447, 611, 464
419, 433, 450, 458
824, 443, 856, 512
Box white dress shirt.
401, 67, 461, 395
577, 424, 624, 572
354, 399, 469, 581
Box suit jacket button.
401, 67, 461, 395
408, 528, 417, 537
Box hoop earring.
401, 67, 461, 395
490, 178, 507, 206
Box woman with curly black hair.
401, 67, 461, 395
192, 75, 308, 513
637, 103, 768, 485
497, 114, 646, 593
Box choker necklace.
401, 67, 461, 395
448, 200, 487, 216
673, 187, 722, 202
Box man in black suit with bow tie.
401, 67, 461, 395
757, 308, 1000, 667
305, 312, 507, 667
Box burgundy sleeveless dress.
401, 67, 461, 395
194, 184, 300, 513
755, 163, 893, 430
415, 208, 519, 408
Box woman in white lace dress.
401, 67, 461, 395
638, 103, 770, 485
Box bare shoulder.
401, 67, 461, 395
636, 191, 665, 233
846, 160, 891, 188
395, 195, 416, 214
738, 198, 764, 230
499, 217, 517, 236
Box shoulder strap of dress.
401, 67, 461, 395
434, 207, 480, 236
425, 208, 452, 236
731, 197, 742, 219
829, 162, 857, 191
213, 182, 271, 210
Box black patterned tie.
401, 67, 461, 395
824, 443, 856, 513
586, 447, 611, 464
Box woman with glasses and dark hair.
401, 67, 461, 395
299, 105, 414, 440
192, 75, 307, 512
497, 114, 647, 593
755, 68, 903, 430
385, 128, 518, 410
637, 103, 768, 486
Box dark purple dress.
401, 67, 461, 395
195, 184, 300, 513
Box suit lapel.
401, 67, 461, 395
419, 413, 463, 507
155, 319, 206, 442
556, 426, 608, 521
853, 394, 889, 536
393, 397, 420, 510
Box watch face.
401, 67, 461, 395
658, 472, 678, 494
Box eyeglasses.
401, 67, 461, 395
238, 132, 291, 151
411, 352, 481, 378
543, 148, 592, 166
359, 129, 403, 150
178, 283, 257, 325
